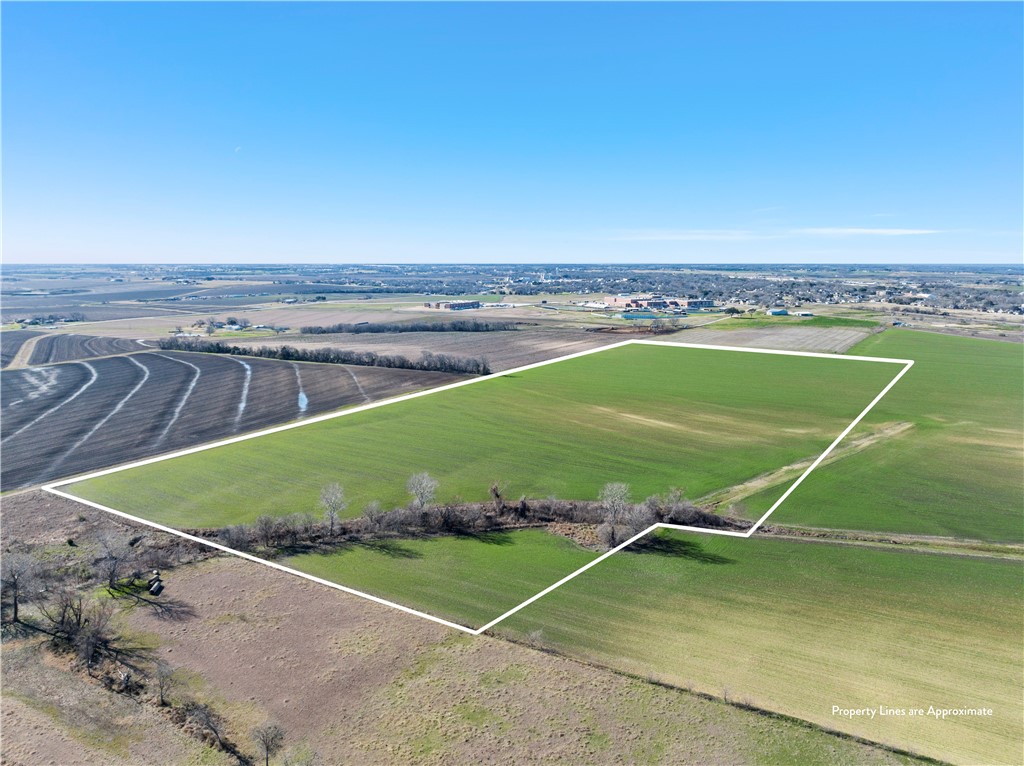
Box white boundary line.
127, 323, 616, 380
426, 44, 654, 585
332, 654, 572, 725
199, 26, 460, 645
43, 340, 914, 635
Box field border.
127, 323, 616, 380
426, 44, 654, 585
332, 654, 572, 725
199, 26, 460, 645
44, 339, 914, 635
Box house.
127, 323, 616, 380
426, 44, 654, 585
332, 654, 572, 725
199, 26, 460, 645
766, 309, 789, 316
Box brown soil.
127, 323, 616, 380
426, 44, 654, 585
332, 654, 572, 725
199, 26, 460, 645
2, 491, 920, 765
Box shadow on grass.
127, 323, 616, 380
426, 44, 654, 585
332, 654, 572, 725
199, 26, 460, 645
355, 538, 424, 559
452, 529, 515, 545
630, 534, 736, 564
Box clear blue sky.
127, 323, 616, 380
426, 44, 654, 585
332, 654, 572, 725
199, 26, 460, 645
3, 2, 1021, 264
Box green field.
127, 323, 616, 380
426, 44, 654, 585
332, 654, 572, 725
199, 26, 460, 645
66, 343, 901, 529
717, 315, 879, 329
497, 531, 1023, 765
287, 528, 597, 628
740, 331, 1024, 542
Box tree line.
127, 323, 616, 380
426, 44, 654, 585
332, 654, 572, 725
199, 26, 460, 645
199, 475, 740, 557
156, 338, 492, 375
299, 319, 519, 335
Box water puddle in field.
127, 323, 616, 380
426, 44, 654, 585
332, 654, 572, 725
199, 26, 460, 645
293, 363, 308, 414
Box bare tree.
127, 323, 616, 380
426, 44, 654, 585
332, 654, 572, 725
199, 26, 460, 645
598, 482, 631, 522
97, 533, 135, 589
407, 472, 439, 509
184, 701, 226, 749
254, 516, 278, 548
152, 660, 177, 706
252, 723, 286, 766
362, 500, 383, 534
320, 484, 347, 537
1, 552, 39, 623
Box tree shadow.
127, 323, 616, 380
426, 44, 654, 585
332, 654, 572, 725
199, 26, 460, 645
452, 529, 515, 545
355, 539, 423, 559
630, 535, 736, 564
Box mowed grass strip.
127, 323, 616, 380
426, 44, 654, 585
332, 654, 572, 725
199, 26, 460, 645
285, 528, 598, 628
741, 330, 1024, 542
498, 530, 1023, 765
66, 344, 900, 529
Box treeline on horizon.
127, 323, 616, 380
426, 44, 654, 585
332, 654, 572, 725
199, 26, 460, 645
299, 319, 519, 335
157, 338, 491, 375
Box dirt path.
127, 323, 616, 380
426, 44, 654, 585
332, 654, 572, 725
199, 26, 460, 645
700, 421, 915, 508
6, 333, 46, 369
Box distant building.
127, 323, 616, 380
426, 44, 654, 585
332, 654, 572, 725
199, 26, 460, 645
605, 294, 709, 311
683, 299, 715, 310
766, 309, 789, 316
433, 300, 481, 310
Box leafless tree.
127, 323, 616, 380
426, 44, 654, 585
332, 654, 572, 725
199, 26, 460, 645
38, 590, 117, 670
254, 516, 278, 548
97, 533, 136, 589
184, 701, 227, 749
362, 500, 384, 534
1, 552, 40, 623
220, 525, 252, 551
320, 484, 347, 537
407, 472, 439, 509
252, 723, 286, 766
152, 660, 177, 706
598, 482, 631, 522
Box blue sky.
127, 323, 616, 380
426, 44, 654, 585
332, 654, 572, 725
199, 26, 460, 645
3, 2, 1021, 264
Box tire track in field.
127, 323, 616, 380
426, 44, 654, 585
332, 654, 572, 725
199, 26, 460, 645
229, 356, 252, 429
150, 353, 202, 445
45, 356, 151, 475
1, 362, 99, 445
342, 365, 371, 403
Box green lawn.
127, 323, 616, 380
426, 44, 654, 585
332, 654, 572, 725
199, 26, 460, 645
498, 530, 1024, 765
717, 315, 879, 329
740, 330, 1024, 542
65, 343, 901, 529
286, 528, 598, 628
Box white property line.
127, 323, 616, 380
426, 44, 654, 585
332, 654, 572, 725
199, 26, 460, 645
43, 340, 914, 636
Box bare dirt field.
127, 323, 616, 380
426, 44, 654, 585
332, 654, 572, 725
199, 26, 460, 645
0, 353, 460, 490
0, 331, 43, 369
24, 334, 148, 366
232, 327, 618, 372
0, 491, 925, 766
673, 326, 871, 353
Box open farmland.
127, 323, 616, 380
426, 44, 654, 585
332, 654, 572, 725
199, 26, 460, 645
0, 329, 43, 368
671, 325, 871, 353
497, 531, 1023, 765
739, 331, 1024, 542
0, 491, 928, 766
25, 333, 148, 365
1, 353, 460, 489
64, 343, 903, 529
233, 326, 615, 372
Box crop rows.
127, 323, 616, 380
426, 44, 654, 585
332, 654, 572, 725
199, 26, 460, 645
0, 351, 457, 490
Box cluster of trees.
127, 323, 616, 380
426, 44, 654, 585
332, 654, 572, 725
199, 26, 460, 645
18, 312, 86, 325
300, 319, 518, 334
156, 338, 492, 375
207, 474, 732, 556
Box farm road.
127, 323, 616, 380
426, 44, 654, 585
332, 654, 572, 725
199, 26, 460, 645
25, 333, 149, 366
0, 330, 44, 369
0, 352, 459, 490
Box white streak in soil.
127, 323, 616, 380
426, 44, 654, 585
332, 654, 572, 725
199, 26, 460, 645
342, 365, 371, 403
2, 362, 99, 444
47, 356, 151, 473
229, 356, 252, 429
150, 353, 202, 445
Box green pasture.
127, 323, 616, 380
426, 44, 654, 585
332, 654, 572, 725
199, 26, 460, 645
716, 315, 879, 329
740, 330, 1023, 542
65, 343, 901, 529
499, 530, 1023, 765
286, 528, 597, 628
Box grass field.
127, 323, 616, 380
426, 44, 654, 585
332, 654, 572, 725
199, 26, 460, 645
497, 530, 1023, 765
64, 343, 902, 529
286, 528, 598, 628
739, 331, 1023, 542
718, 316, 879, 329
